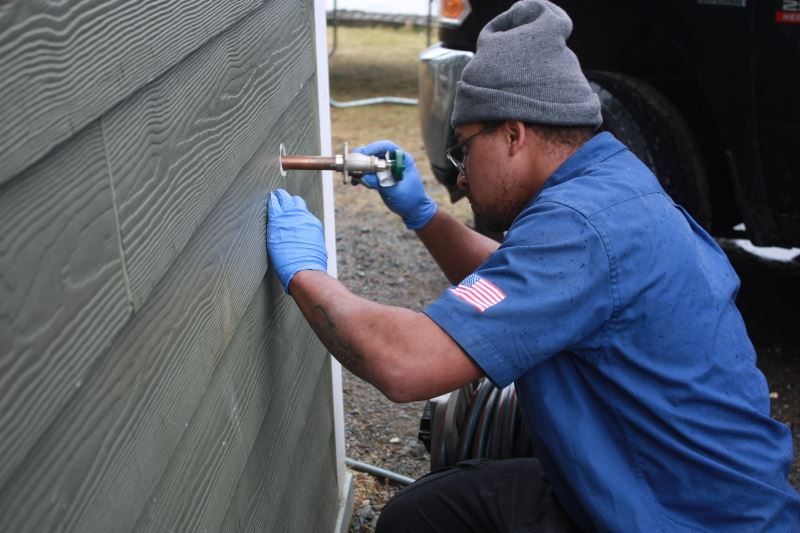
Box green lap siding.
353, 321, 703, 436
0, 0, 262, 185
0, 0, 339, 530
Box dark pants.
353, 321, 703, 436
376, 458, 581, 533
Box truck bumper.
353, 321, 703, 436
418, 44, 473, 202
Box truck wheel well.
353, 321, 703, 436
588, 71, 712, 228
571, 15, 742, 233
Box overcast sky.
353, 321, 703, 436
325, 0, 436, 15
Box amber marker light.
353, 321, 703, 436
441, 0, 472, 25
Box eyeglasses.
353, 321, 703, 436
445, 123, 498, 176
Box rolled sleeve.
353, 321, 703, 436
424, 201, 614, 387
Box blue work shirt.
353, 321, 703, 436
424, 132, 800, 531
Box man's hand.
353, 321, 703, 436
353, 140, 438, 230
266, 189, 327, 293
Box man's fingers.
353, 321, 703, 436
274, 188, 294, 209
271, 188, 314, 216
359, 174, 379, 189
294, 195, 309, 211
268, 191, 283, 218
353, 140, 398, 157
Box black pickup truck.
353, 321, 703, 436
419, 0, 800, 247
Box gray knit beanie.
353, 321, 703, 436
451, 0, 601, 128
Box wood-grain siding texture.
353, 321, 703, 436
104, 0, 316, 311
0, 122, 132, 489
0, 0, 339, 530
0, 0, 262, 185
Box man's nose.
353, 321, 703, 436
456, 172, 468, 190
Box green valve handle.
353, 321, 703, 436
388, 149, 406, 182
373, 149, 406, 187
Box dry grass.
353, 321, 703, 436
328, 26, 423, 100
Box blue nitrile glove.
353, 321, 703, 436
266, 189, 328, 293
352, 140, 437, 230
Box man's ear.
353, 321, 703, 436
506, 120, 527, 155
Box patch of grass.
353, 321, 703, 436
328, 26, 425, 100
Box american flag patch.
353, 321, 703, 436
449, 273, 506, 312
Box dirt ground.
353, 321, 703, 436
328, 24, 800, 532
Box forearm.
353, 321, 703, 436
290, 271, 421, 399
415, 209, 500, 284
288, 270, 482, 402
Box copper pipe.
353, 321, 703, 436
280, 155, 338, 171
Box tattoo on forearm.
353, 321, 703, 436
309, 304, 364, 372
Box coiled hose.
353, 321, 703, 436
422, 379, 534, 470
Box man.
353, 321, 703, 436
267, 0, 800, 530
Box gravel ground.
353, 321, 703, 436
723, 243, 800, 490
327, 24, 800, 533
326, 26, 468, 531
334, 173, 452, 532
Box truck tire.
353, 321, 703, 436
588, 71, 712, 229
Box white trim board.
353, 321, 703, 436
333, 472, 356, 533
312, 0, 349, 528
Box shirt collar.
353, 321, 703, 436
537, 131, 627, 195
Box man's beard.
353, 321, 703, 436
479, 212, 512, 233
469, 191, 529, 233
